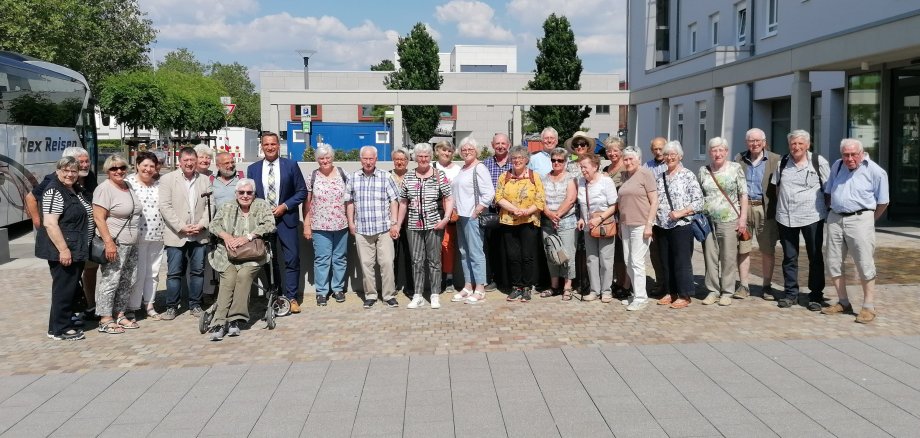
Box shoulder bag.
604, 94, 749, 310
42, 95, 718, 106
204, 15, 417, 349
585, 178, 616, 238
473, 164, 499, 229
705, 166, 751, 241
663, 171, 710, 242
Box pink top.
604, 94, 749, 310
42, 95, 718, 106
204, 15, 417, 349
308, 169, 348, 231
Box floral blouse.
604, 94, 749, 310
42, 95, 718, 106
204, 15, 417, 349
126, 174, 163, 242
495, 169, 546, 227
307, 168, 348, 231
698, 162, 747, 223
400, 169, 452, 231
656, 167, 704, 229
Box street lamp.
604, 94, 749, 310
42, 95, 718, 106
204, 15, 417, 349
296, 49, 316, 89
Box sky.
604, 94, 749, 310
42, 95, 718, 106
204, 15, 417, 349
139, 0, 627, 86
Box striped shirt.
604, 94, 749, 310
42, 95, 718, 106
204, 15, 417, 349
345, 168, 399, 235
42, 188, 94, 241
400, 169, 452, 231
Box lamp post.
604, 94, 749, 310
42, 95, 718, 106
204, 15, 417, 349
296, 49, 316, 89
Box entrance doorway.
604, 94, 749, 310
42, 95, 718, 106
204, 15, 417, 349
889, 65, 920, 219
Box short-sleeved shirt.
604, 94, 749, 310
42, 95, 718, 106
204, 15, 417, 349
125, 174, 163, 242
345, 168, 399, 236
435, 162, 460, 182
771, 152, 830, 227
542, 171, 576, 230
643, 159, 667, 179
617, 167, 657, 226
307, 168, 348, 231
577, 175, 618, 217
603, 163, 626, 188
495, 170, 546, 227
698, 162, 747, 223
42, 187, 94, 241
656, 167, 705, 229
482, 155, 511, 189
210, 173, 242, 208
824, 157, 890, 214
529, 151, 552, 176
93, 180, 142, 245
400, 169, 452, 231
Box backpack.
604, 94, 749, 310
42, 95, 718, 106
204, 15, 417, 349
776, 152, 823, 188
543, 233, 570, 266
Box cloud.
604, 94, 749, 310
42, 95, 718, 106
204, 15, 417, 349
434, 0, 514, 42
506, 0, 626, 64
139, 0, 258, 23
423, 23, 442, 41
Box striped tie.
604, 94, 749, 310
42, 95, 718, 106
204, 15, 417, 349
267, 162, 277, 206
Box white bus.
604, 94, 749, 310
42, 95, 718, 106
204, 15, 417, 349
0, 51, 97, 227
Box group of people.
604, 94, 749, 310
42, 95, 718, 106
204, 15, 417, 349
37, 125, 890, 341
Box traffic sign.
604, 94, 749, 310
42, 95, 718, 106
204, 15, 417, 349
223, 104, 236, 116
300, 105, 312, 118
220, 96, 232, 105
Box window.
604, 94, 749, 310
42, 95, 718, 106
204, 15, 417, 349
675, 106, 684, 145
358, 104, 376, 121
595, 105, 611, 114
437, 105, 457, 120
736, 6, 747, 45
766, 0, 778, 34
710, 14, 720, 47
770, 99, 791, 155
689, 23, 698, 54
697, 102, 707, 156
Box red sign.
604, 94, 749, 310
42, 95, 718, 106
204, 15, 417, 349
223, 104, 236, 116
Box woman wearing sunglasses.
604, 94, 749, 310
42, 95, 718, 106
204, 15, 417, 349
93, 155, 143, 334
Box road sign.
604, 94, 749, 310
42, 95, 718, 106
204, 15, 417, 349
220, 96, 232, 105
300, 105, 312, 118
223, 104, 236, 116
302, 120, 311, 133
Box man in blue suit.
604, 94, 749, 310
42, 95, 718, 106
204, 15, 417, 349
247, 132, 308, 313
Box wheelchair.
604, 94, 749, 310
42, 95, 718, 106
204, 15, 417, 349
198, 232, 290, 333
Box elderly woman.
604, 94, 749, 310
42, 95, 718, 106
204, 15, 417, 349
450, 137, 495, 303
602, 137, 629, 297
540, 147, 578, 300
195, 144, 214, 176
434, 140, 460, 293
566, 131, 594, 175
655, 141, 705, 309
207, 179, 275, 340
126, 152, 165, 320
93, 154, 143, 333
495, 145, 546, 302
303, 145, 349, 306
37, 157, 93, 340
698, 137, 748, 306
398, 143, 453, 309
390, 148, 414, 296
576, 154, 619, 302
617, 146, 659, 311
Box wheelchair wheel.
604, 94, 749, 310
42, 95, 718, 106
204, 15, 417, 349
198, 304, 215, 334
273, 296, 291, 317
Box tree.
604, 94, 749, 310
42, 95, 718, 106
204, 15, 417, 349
210, 62, 261, 130
370, 59, 395, 71
0, 0, 156, 95
98, 69, 165, 138
385, 23, 443, 145
159, 48, 207, 76
525, 14, 592, 142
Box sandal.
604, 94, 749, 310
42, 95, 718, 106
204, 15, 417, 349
97, 321, 124, 334
116, 316, 139, 329
124, 311, 136, 322
146, 308, 162, 321
562, 289, 573, 301
540, 288, 556, 298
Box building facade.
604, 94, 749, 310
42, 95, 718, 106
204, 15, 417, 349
627, 0, 920, 218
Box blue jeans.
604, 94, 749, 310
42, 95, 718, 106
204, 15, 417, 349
313, 229, 348, 295
165, 241, 205, 309
456, 217, 487, 286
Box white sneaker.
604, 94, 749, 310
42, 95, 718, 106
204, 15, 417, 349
626, 299, 649, 311
452, 288, 473, 302
702, 292, 719, 305
407, 294, 425, 309
430, 294, 441, 309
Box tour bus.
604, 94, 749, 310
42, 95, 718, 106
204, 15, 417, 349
0, 51, 97, 227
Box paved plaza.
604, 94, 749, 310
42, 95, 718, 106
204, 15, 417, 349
2, 225, 920, 437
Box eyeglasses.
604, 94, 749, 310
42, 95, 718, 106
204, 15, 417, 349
236, 190, 254, 196
108, 165, 128, 172
551, 158, 566, 163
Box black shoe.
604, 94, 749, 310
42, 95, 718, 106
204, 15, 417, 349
385, 298, 399, 308
333, 291, 346, 303
316, 295, 327, 306
363, 299, 376, 309
778, 298, 796, 308
49, 329, 85, 341
507, 287, 524, 301
521, 287, 532, 302
190, 305, 204, 317
227, 321, 241, 337
806, 301, 824, 312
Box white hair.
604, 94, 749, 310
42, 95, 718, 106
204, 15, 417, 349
235, 178, 256, 191
541, 127, 558, 138
745, 128, 766, 140
458, 136, 480, 154
662, 140, 684, 158
194, 144, 213, 157
359, 145, 378, 158
413, 143, 433, 157
391, 148, 409, 160
315, 144, 334, 160
839, 138, 864, 154
707, 137, 729, 151
622, 146, 642, 161
787, 129, 811, 144
62, 146, 89, 158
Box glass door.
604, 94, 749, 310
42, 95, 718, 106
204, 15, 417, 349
889, 66, 920, 219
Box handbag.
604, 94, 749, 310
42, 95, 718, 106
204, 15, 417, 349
472, 164, 499, 229
89, 182, 135, 264
584, 179, 617, 238
225, 206, 267, 263
662, 170, 710, 242
705, 166, 751, 241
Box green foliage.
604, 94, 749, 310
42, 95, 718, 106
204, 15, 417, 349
0, 0, 156, 96
8, 94, 82, 127
210, 62, 260, 130
302, 145, 315, 162
478, 146, 493, 160
98, 69, 164, 135
159, 48, 207, 76
385, 23, 443, 145
97, 139, 124, 151
525, 14, 592, 142
370, 59, 395, 71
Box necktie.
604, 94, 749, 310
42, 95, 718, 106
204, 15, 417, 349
267, 162, 277, 206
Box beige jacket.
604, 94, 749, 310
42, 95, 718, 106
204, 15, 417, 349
158, 169, 212, 247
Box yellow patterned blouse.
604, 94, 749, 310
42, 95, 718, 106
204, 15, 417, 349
495, 169, 546, 227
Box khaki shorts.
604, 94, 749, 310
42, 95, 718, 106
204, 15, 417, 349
738, 203, 778, 255
826, 211, 877, 280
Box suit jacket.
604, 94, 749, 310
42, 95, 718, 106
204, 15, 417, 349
158, 169, 212, 247
735, 150, 781, 219
247, 158, 307, 229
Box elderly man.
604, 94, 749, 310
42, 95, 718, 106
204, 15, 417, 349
771, 129, 829, 310
247, 132, 308, 313
159, 146, 212, 320
346, 146, 401, 309
529, 127, 558, 176
643, 136, 668, 178
210, 152, 244, 208
734, 128, 781, 299
482, 133, 512, 290
821, 139, 889, 323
